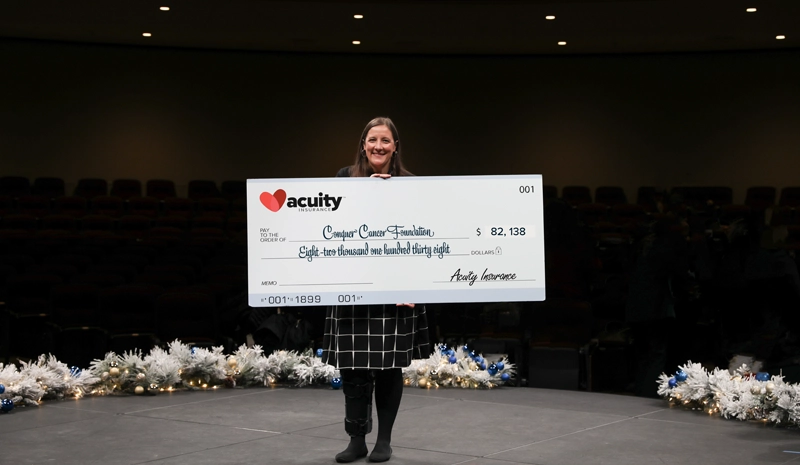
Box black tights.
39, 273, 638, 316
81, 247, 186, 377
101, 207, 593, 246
340, 368, 403, 444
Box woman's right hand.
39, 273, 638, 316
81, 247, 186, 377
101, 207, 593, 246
371, 173, 391, 179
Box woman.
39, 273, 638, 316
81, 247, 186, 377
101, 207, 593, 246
322, 116, 430, 463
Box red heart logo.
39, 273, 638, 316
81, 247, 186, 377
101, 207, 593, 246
260, 189, 287, 212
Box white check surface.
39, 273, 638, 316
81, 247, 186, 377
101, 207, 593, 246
247, 175, 545, 306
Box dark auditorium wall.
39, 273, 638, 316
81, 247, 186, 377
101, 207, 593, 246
1, 38, 799, 201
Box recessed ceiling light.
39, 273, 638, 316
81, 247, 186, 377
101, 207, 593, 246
160, 6, 170, 11
352, 40, 361, 45
354, 14, 363, 19
558, 41, 567, 45
142, 33, 152, 37
746, 8, 757, 12
546, 16, 556, 20
776, 35, 786, 40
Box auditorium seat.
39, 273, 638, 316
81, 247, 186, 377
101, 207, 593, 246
744, 186, 776, 211
40, 214, 78, 232
91, 196, 125, 217
110, 179, 142, 200
117, 215, 153, 238
0, 195, 14, 216
191, 216, 225, 230
0, 214, 38, 231
187, 180, 221, 201
33, 177, 66, 199
229, 198, 247, 217
594, 186, 627, 207
74, 178, 108, 199
561, 186, 592, 206
196, 198, 230, 218
0, 176, 31, 197
779, 187, 800, 207
16, 195, 51, 218
127, 196, 160, 218
163, 197, 195, 217
575, 203, 609, 226
151, 215, 187, 232
81, 214, 115, 232
221, 180, 246, 201
718, 204, 752, 226
54, 196, 88, 218
146, 179, 177, 200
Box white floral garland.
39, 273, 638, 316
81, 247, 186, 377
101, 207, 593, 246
0, 341, 516, 412
659, 361, 800, 427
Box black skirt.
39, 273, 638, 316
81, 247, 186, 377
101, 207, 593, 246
322, 304, 430, 370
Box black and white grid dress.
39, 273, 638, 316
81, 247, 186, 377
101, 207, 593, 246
321, 166, 431, 370
322, 304, 430, 370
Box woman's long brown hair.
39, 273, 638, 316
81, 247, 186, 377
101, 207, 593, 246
349, 116, 413, 177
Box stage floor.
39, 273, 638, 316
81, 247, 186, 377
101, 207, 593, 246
1, 385, 798, 465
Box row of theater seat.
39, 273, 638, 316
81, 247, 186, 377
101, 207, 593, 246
550, 185, 800, 210
0, 177, 244, 201
2, 176, 798, 208
0, 232, 248, 366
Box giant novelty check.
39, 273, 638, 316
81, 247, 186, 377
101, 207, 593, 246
247, 175, 545, 307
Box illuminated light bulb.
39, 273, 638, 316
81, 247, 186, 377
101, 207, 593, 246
558, 41, 567, 46
354, 14, 363, 19
776, 35, 786, 40
352, 40, 361, 45
546, 15, 555, 20
160, 6, 170, 11
142, 33, 152, 37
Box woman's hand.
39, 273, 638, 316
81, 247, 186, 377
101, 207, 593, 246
371, 173, 392, 179
396, 303, 415, 308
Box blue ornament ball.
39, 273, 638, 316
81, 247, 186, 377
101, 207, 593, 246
496, 361, 505, 371
487, 363, 498, 376
448, 355, 457, 364
475, 356, 484, 364
500, 373, 510, 382
446, 349, 454, 356
0, 398, 13, 413
331, 377, 342, 389
668, 377, 677, 388
675, 370, 687, 382
756, 372, 770, 382
469, 350, 478, 359
190, 347, 198, 356
0, 383, 5, 394
462, 344, 469, 352
70, 366, 82, 377
479, 362, 486, 370
316, 348, 323, 357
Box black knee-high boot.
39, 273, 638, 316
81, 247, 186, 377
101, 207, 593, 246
336, 369, 373, 463
370, 368, 403, 462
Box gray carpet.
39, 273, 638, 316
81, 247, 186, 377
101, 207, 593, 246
1, 386, 799, 464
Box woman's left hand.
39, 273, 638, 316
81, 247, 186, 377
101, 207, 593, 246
371, 173, 392, 179
396, 303, 415, 308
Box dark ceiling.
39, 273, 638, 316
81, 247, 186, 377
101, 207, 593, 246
0, 0, 797, 55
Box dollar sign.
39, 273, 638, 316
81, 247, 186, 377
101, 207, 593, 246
476, 228, 482, 237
